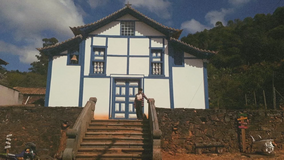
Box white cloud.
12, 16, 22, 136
205, 8, 234, 26
181, 19, 209, 34
124, 0, 172, 19
228, 0, 251, 6
0, 0, 84, 64
87, 0, 109, 8
0, 40, 39, 64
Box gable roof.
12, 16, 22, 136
70, 5, 182, 39
0, 59, 8, 65
13, 87, 46, 95
170, 38, 217, 59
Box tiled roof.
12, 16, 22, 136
0, 59, 8, 65
170, 37, 218, 54
37, 35, 83, 53
13, 87, 46, 95
70, 5, 182, 38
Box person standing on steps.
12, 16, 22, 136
134, 88, 148, 120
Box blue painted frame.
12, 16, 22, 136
78, 40, 86, 107
203, 62, 209, 109
110, 78, 142, 119
44, 56, 53, 107
168, 42, 175, 109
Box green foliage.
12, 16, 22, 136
1, 37, 58, 88
29, 37, 58, 75
182, 6, 284, 109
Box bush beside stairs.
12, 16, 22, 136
76, 119, 152, 160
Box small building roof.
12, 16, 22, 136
13, 87, 46, 95
170, 38, 217, 59
0, 59, 8, 65
37, 35, 83, 55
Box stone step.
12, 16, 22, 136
77, 147, 152, 154
84, 132, 150, 139
89, 123, 148, 127
87, 127, 149, 132
80, 142, 151, 148
76, 153, 151, 160
83, 136, 149, 141
90, 119, 149, 125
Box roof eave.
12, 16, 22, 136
170, 38, 217, 59
70, 7, 181, 38
37, 35, 83, 56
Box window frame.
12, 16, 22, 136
150, 48, 164, 76
89, 47, 107, 76
120, 21, 135, 36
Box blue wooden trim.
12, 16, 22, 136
90, 39, 107, 75
105, 37, 108, 75
168, 43, 175, 109
203, 62, 209, 109
91, 35, 166, 39
184, 57, 201, 59
127, 37, 130, 74
78, 40, 85, 107
111, 78, 115, 119
109, 77, 113, 119
45, 56, 53, 107
144, 76, 169, 79
148, 38, 151, 76
107, 55, 149, 57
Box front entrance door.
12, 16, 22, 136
112, 79, 141, 119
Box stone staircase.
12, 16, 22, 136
76, 119, 152, 160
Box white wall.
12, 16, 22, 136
129, 57, 149, 75
135, 22, 164, 37
108, 38, 127, 55
89, 14, 165, 37
144, 79, 171, 109
83, 78, 110, 119
0, 85, 22, 105
90, 21, 120, 36
172, 58, 205, 109
49, 56, 81, 106
84, 38, 91, 76
129, 38, 149, 56
107, 57, 127, 75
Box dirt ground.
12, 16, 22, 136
162, 151, 284, 160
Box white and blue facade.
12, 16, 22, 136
38, 6, 215, 119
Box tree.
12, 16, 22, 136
29, 38, 58, 75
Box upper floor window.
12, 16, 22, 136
151, 49, 163, 75
68, 49, 79, 65
121, 21, 135, 36
91, 47, 106, 75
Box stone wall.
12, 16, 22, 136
0, 106, 82, 156
156, 108, 284, 154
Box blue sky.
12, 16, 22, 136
0, 0, 283, 72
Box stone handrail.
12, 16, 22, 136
148, 98, 162, 160
62, 97, 97, 160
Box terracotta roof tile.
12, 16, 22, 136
13, 87, 46, 95
170, 37, 218, 54
71, 5, 181, 35
0, 58, 8, 65
37, 35, 83, 51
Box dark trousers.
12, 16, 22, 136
135, 101, 143, 119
